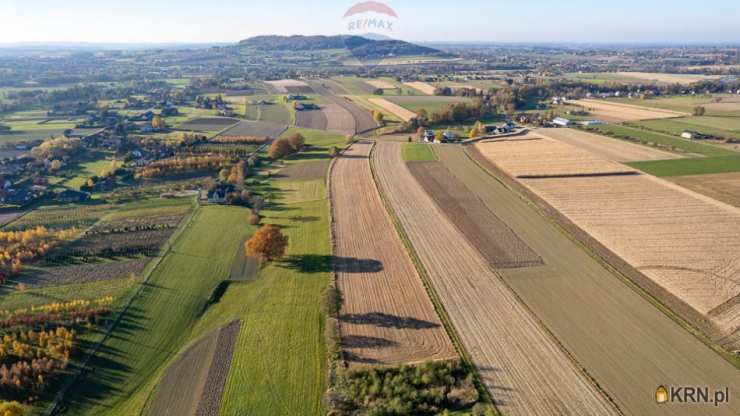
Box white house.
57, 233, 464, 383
552, 117, 572, 127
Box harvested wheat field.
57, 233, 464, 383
308, 81, 377, 133
368, 97, 417, 122
322, 103, 355, 136
331, 142, 455, 366
372, 141, 618, 416
441, 145, 740, 416
407, 161, 543, 268
538, 127, 684, 162
403, 81, 437, 95
475, 134, 635, 177
615, 72, 722, 85
670, 172, 740, 208
264, 79, 313, 94
569, 99, 688, 122
516, 173, 740, 334
365, 79, 396, 90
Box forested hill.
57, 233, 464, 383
238, 35, 448, 58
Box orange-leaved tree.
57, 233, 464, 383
245, 224, 288, 260
268, 138, 293, 159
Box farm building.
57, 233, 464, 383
681, 130, 713, 140
552, 117, 572, 127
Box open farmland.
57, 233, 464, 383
614, 71, 722, 84
569, 99, 688, 122
371, 141, 618, 416
218, 119, 287, 138
538, 127, 685, 161
407, 161, 543, 269
195, 320, 241, 416
331, 142, 455, 366
295, 109, 328, 130
440, 145, 740, 416
178, 117, 239, 132
364, 79, 397, 90
632, 116, 740, 142
475, 139, 740, 344
403, 81, 437, 95
386, 95, 471, 113
321, 103, 355, 136
264, 79, 313, 94
63, 206, 252, 416
368, 97, 417, 121
669, 172, 740, 208
307, 81, 377, 133
474, 134, 636, 177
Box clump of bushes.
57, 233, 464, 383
327, 360, 487, 416
268, 133, 305, 159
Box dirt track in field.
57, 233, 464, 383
569, 99, 687, 122
407, 162, 543, 269
538, 127, 684, 162
295, 109, 328, 130
331, 142, 455, 366
371, 141, 618, 416
308, 81, 378, 134
439, 145, 740, 416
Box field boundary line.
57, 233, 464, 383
367, 140, 497, 412
463, 145, 740, 369
45, 197, 202, 416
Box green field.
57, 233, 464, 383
631, 116, 740, 141
590, 124, 736, 157
64, 205, 249, 415
0, 117, 77, 143
388, 96, 472, 114
628, 155, 740, 176
243, 95, 292, 124
402, 143, 437, 162
607, 94, 723, 114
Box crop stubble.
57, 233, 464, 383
371, 141, 617, 416
569, 99, 687, 122
439, 145, 740, 416
331, 142, 455, 366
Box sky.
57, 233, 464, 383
1, 0, 739, 45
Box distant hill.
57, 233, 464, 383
238, 35, 448, 59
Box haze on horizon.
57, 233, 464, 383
1, 0, 739, 45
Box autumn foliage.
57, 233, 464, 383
135, 155, 231, 179
245, 224, 288, 260
212, 135, 269, 144
268, 138, 295, 160
0, 227, 77, 284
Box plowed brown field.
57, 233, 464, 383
669, 172, 740, 209
407, 162, 543, 268
322, 103, 355, 136
331, 142, 455, 366
371, 141, 618, 416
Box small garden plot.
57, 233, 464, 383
387, 96, 471, 114
20, 258, 150, 288
219, 120, 287, 138
178, 117, 239, 132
